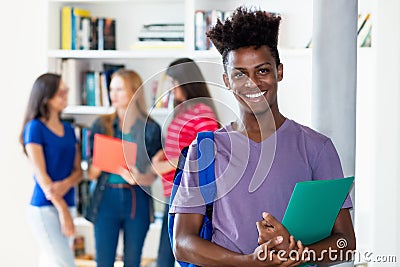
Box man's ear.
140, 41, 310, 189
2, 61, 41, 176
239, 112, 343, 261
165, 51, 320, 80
277, 63, 283, 82
223, 72, 231, 90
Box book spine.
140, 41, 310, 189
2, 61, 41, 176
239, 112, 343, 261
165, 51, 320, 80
90, 17, 99, 50
357, 13, 372, 47
97, 18, 104, 50
99, 72, 110, 106
61, 6, 72, 50
103, 18, 116, 50
71, 7, 77, 50
80, 17, 91, 50
94, 71, 101, 106
85, 71, 96, 106
195, 10, 207, 50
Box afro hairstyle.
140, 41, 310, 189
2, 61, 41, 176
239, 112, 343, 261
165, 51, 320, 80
206, 6, 282, 68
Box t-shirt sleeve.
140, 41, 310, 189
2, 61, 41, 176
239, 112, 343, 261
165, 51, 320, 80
313, 139, 353, 209
169, 140, 206, 215
23, 120, 44, 146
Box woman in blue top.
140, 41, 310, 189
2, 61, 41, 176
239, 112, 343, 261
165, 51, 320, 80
85, 69, 162, 267
19, 73, 82, 267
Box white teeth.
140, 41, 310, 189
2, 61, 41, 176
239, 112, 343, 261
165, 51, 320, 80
244, 91, 266, 98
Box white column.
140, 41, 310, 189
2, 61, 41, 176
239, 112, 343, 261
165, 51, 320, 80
312, 1, 357, 266
312, 0, 357, 178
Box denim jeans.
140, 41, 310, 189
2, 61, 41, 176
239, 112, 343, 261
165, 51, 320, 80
156, 202, 175, 267
94, 185, 150, 267
27, 205, 76, 267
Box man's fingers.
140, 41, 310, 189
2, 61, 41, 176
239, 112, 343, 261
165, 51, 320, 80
256, 220, 263, 232
262, 212, 280, 226
287, 235, 296, 251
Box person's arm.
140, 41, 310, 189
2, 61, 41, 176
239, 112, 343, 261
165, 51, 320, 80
48, 144, 82, 197
87, 119, 104, 181
151, 149, 178, 175
88, 165, 102, 180
257, 210, 355, 264
118, 166, 157, 186
25, 143, 75, 237
173, 213, 306, 267
305, 208, 355, 263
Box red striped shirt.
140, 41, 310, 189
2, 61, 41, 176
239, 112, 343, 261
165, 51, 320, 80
162, 103, 219, 196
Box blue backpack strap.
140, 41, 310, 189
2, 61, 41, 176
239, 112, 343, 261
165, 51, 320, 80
168, 131, 215, 267
169, 146, 189, 204
197, 131, 216, 206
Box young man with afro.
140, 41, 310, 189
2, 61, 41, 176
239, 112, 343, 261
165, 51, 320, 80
170, 6, 355, 266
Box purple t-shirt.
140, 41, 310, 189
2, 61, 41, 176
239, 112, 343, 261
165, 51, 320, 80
170, 118, 353, 254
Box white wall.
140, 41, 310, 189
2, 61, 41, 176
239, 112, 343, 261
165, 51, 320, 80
0, 0, 47, 266
369, 0, 400, 265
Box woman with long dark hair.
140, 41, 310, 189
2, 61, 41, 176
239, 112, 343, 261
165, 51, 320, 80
20, 73, 82, 267
151, 58, 220, 267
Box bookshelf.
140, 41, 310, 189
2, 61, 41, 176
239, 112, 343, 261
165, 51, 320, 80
46, 0, 314, 126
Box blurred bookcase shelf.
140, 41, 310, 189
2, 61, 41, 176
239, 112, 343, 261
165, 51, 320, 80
47, 0, 314, 120
48, 49, 187, 59
63, 105, 115, 115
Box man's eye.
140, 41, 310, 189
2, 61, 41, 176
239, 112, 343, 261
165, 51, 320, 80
233, 72, 245, 79
258, 68, 269, 74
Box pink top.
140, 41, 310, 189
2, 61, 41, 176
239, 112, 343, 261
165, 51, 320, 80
162, 103, 219, 196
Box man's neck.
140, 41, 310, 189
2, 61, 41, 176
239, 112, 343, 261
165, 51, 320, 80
235, 110, 285, 142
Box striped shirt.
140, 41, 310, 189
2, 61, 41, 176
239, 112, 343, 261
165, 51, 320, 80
162, 102, 219, 196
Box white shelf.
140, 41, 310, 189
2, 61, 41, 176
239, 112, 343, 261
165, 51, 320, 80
63, 105, 115, 115
48, 48, 311, 60
48, 49, 188, 59
148, 107, 171, 116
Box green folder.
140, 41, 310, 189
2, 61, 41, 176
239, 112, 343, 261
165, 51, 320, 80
282, 176, 354, 245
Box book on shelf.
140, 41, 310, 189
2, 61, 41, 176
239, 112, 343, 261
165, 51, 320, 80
61, 6, 91, 50
84, 71, 98, 106
357, 13, 371, 47
90, 17, 99, 50
138, 22, 184, 42
97, 18, 104, 50
142, 23, 184, 32
90, 17, 117, 50
61, 5, 116, 50
99, 73, 110, 107
194, 9, 224, 50
138, 32, 184, 42
82, 64, 124, 107
152, 72, 174, 110
61, 59, 89, 106
195, 10, 207, 50
80, 17, 91, 50
103, 18, 116, 50
81, 127, 91, 162
205, 10, 223, 49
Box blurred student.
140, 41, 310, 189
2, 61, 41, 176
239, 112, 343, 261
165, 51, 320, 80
151, 58, 219, 267
20, 73, 82, 267
85, 69, 162, 267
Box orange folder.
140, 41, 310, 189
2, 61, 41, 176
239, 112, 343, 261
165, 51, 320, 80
92, 134, 137, 174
